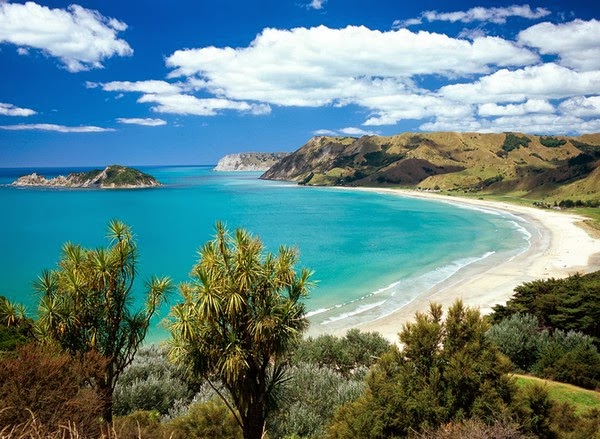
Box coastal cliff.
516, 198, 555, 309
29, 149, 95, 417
214, 152, 288, 171
12, 165, 161, 189
261, 132, 600, 202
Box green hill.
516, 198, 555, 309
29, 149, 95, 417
261, 132, 600, 203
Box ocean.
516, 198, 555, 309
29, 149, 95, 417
0, 165, 530, 341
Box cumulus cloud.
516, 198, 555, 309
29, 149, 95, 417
559, 96, 600, 117
478, 99, 555, 117
396, 4, 551, 27
97, 79, 271, 116
117, 117, 167, 126
0, 102, 36, 116
0, 1, 132, 72
0, 123, 114, 132
166, 25, 537, 110
518, 19, 600, 71
440, 63, 600, 104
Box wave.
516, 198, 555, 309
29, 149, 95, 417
310, 251, 499, 328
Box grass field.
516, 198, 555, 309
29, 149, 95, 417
514, 374, 600, 414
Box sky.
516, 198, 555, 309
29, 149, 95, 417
0, 0, 599, 167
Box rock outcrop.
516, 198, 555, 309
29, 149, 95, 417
214, 152, 289, 171
12, 165, 161, 189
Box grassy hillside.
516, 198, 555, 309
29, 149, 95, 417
262, 132, 600, 204
514, 374, 600, 415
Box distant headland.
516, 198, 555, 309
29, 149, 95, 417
12, 165, 161, 189
261, 132, 600, 204
214, 152, 289, 172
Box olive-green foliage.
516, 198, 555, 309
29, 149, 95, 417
325, 301, 516, 438
168, 399, 243, 439
292, 329, 391, 376
113, 346, 192, 416
267, 362, 366, 438
550, 404, 600, 439
168, 222, 312, 439
487, 314, 550, 371
34, 220, 172, 422
0, 295, 32, 352
502, 133, 531, 153
517, 384, 555, 439
414, 418, 526, 439
540, 137, 567, 148
491, 271, 600, 343
534, 332, 600, 389
487, 313, 600, 389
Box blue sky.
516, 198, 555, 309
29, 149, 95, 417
0, 0, 598, 167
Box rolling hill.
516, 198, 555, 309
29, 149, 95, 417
261, 132, 600, 202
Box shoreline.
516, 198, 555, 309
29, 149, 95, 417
310, 188, 600, 342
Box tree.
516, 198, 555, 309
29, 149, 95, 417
325, 301, 516, 438
34, 220, 172, 423
168, 222, 312, 439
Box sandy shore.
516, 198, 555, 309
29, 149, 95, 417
318, 188, 600, 342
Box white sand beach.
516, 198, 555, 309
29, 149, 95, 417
333, 188, 600, 342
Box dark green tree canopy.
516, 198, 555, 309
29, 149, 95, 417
168, 222, 312, 439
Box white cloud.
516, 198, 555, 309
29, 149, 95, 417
16, 47, 28, 55
117, 117, 167, 126
440, 63, 600, 104
308, 0, 326, 10
0, 102, 36, 116
478, 99, 555, 117
138, 93, 271, 116
559, 96, 600, 117
397, 5, 551, 27
314, 127, 378, 137
0, 123, 114, 132
0, 2, 132, 72
166, 25, 537, 110
101, 80, 181, 95
518, 19, 600, 71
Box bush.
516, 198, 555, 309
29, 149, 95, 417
113, 346, 192, 416
167, 399, 242, 439
540, 137, 566, 148
502, 133, 531, 153
267, 362, 366, 438
487, 314, 549, 371
293, 328, 391, 376
0, 343, 105, 436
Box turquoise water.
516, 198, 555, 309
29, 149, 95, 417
0, 166, 529, 339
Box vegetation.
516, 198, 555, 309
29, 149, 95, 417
501, 133, 532, 154
540, 137, 567, 148
167, 222, 313, 439
33, 220, 172, 422
487, 313, 600, 389
491, 271, 600, 344
293, 328, 390, 376
324, 301, 519, 438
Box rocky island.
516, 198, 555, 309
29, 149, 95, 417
214, 152, 289, 171
12, 165, 161, 189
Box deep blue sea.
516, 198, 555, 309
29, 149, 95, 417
0, 166, 530, 341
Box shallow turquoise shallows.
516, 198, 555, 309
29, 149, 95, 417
0, 166, 529, 341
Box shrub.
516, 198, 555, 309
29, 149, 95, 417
540, 137, 566, 148
487, 313, 549, 371
502, 133, 531, 153
0, 343, 105, 436
113, 346, 192, 416
267, 362, 366, 438
167, 399, 242, 439
293, 328, 391, 376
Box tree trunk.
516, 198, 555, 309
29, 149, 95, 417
243, 401, 265, 439
99, 382, 113, 424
